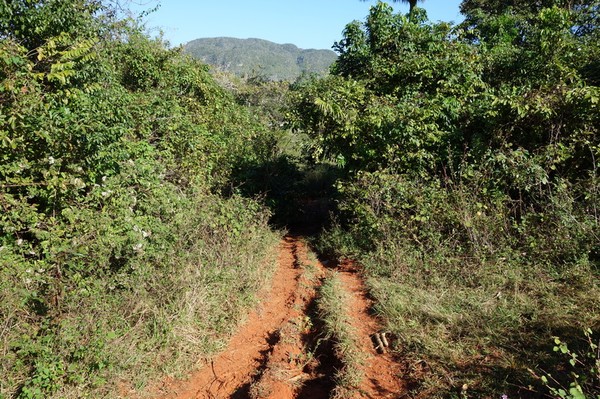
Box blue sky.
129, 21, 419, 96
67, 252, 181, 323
133, 0, 464, 50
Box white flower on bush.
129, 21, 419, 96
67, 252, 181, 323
133, 225, 152, 238
132, 243, 143, 252
71, 177, 85, 189
16, 239, 23, 246
48, 156, 55, 165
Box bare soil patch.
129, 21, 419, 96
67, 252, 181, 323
334, 260, 405, 398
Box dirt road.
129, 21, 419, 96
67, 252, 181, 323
150, 236, 405, 399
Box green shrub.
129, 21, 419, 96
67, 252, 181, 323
0, 1, 281, 397
536, 329, 600, 399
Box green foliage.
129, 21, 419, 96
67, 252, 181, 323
536, 329, 600, 399
293, 1, 599, 179
0, 0, 103, 50
298, 1, 600, 397
0, 1, 280, 397
293, 2, 485, 173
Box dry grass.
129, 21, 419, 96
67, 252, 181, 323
360, 236, 600, 398
317, 272, 365, 397
0, 194, 280, 399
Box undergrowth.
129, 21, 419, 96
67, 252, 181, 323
317, 171, 600, 398
301, 3, 600, 397
1, 191, 278, 399
0, 2, 280, 397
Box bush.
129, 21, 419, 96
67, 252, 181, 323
0, 1, 280, 397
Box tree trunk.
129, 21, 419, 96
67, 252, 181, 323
409, 0, 417, 12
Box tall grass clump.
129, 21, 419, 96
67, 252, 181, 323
317, 272, 364, 397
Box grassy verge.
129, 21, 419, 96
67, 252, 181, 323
317, 173, 600, 398
0, 192, 279, 399
320, 228, 600, 398
316, 272, 364, 398
362, 242, 599, 397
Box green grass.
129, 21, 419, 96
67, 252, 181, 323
316, 272, 365, 398
319, 224, 600, 398
316, 173, 600, 398
0, 194, 280, 399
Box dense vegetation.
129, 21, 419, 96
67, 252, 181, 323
2, 0, 599, 398
184, 37, 337, 81
0, 1, 280, 398
291, 1, 600, 397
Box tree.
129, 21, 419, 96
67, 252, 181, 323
361, 0, 424, 15
397, 0, 421, 13
0, 0, 103, 50
299, 2, 481, 172
460, 0, 586, 18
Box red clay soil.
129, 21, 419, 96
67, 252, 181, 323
148, 237, 406, 399
151, 236, 303, 399
247, 240, 333, 399
336, 260, 406, 399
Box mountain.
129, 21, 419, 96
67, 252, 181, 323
184, 37, 337, 81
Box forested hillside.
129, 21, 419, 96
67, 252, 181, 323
184, 37, 337, 81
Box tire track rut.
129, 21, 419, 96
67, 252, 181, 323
150, 236, 405, 399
